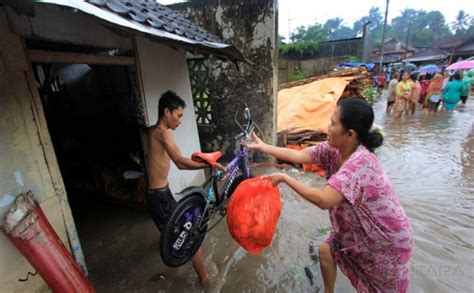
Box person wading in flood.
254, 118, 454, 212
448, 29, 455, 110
394, 72, 412, 119
246, 98, 414, 293
146, 90, 225, 285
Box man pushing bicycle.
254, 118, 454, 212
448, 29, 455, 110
146, 90, 225, 285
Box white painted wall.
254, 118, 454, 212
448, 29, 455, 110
136, 37, 205, 193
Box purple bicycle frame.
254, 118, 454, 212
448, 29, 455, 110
219, 143, 252, 199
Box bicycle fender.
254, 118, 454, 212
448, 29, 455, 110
176, 186, 207, 199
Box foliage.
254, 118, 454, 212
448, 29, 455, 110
288, 67, 311, 82
390, 9, 452, 47
451, 10, 473, 35
362, 85, 375, 105
290, 23, 328, 43
349, 56, 361, 62
284, 7, 472, 60
324, 17, 355, 40
280, 41, 320, 59
352, 7, 384, 40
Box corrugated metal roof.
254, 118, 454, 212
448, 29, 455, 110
34, 0, 247, 63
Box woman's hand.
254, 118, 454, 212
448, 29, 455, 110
243, 133, 266, 151
262, 172, 287, 187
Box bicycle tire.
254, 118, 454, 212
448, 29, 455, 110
159, 194, 207, 267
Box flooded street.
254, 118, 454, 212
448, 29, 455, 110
148, 96, 473, 292
85, 97, 473, 293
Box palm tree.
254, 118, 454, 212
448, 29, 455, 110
451, 10, 471, 34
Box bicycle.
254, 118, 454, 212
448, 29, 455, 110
159, 108, 255, 267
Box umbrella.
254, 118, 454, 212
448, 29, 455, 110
419, 64, 440, 73
446, 60, 474, 70
404, 63, 417, 70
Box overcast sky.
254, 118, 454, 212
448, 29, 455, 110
161, 0, 473, 40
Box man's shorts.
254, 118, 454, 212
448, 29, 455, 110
147, 185, 178, 232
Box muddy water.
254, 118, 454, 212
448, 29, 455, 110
160, 98, 474, 292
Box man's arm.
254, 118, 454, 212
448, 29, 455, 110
159, 129, 209, 170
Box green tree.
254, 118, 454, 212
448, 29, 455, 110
452, 10, 472, 35
390, 9, 452, 47
290, 23, 328, 43
324, 17, 355, 40
352, 7, 383, 39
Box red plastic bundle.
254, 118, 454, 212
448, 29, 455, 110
226, 177, 281, 254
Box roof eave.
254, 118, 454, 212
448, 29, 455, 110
34, 0, 248, 63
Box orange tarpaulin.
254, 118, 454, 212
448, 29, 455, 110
286, 144, 326, 177
278, 77, 351, 134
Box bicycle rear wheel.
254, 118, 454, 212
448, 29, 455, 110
159, 194, 207, 267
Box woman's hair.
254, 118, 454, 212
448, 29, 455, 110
410, 72, 419, 81
452, 72, 461, 81
337, 98, 383, 152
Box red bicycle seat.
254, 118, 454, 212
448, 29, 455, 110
191, 151, 222, 166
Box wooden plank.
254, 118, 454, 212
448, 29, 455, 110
24, 67, 89, 275
27, 49, 135, 65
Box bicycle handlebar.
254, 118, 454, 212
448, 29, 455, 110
234, 107, 253, 142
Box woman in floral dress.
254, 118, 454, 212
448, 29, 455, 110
246, 98, 414, 292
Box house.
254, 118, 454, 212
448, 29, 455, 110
403, 47, 449, 65
431, 34, 474, 62
370, 38, 418, 65
0, 0, 244, 291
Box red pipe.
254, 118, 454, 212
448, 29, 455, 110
1, 191, 95, 292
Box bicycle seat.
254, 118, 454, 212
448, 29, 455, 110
191, 151, 222, 166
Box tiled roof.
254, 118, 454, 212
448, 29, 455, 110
86, 0, 222, 43
27, 0, 246, 62
373, 38, 417, 53
404, 47, 448, 62
431, 34, 474, 49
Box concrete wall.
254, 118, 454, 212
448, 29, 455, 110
318, 38, 364, 60
279, 56, 350, 85
170, 0, 278, 159
0, 7, 85, 291
135, 36, 205, 193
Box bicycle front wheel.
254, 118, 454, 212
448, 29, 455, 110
159, 194, 207, 267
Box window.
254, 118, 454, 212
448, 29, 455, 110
188, 58, 213, 126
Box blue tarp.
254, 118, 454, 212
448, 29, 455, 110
338, 62, 375, 71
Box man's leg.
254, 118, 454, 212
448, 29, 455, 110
319, 242, 337, 293
192, 249, 209, 285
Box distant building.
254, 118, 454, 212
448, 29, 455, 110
370, 38, 418, 65
403, 47, 449, 65
431, 34, 474, 62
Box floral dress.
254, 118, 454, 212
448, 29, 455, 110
310, 142, 414, 292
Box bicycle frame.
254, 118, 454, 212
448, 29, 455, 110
196, 108, 254, 231
206, 143, 252, 204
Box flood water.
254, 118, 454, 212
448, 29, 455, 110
105, 97, 473, 292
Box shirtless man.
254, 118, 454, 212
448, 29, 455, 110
146, 90, 222, 285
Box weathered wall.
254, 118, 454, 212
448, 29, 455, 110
170, 0, 278, 159
318, 38, 364, 60
279, 56, 350, 85
135, 36, 205, 193
0, 7, 85, 291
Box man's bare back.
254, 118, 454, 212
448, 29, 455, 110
147, 125, 171, 189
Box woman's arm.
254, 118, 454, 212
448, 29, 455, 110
265, 173, 343, 210
245, 133, 312, 164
